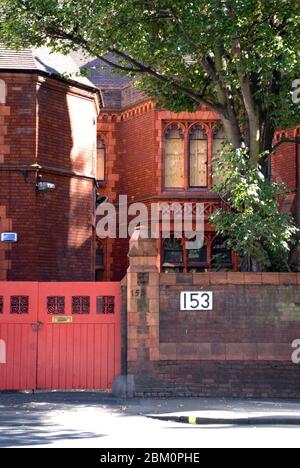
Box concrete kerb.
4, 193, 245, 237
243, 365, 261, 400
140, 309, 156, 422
146, 414, 300, 426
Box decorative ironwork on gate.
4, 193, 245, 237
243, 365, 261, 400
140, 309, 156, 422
10, 296, 29, 314
47, 296, 65, 315
97, 296, 115, 314
72, 296, 90, 314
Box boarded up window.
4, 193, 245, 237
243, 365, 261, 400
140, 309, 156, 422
97, 138, 105, 181
189, 126, 208, 187
212, 128, 226, 186
164, 125, 184, 188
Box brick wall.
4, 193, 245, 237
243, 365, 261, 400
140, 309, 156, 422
127, 234, 300, 398
0, 73, 99, 281
36, 77, 98, 281
272, 127, 300, 214
100, 105, 223, 281
116, 108, 158, 199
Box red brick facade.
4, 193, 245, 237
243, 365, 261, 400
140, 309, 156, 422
272, 126, 300, 214
0, 52, 299, 282
0, 72, 100, 281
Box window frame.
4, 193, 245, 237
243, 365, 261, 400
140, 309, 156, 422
163, 123, 185, 190
96, 136, 106, 183
188, 124, 209, 189
95, 238, 105, 282
162, 121, 225, 193
162, 236, 184, 272
161, 234, 233, 273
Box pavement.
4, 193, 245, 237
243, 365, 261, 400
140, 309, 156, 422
1, 392, 300, 448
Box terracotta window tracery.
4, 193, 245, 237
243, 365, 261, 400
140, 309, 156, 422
164, 124, 185, 189
163, 122, 226, 191
162, 234, 233, 273
189, 125, 208, 187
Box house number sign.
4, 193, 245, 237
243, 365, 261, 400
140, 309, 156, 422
180, 292, 213, 311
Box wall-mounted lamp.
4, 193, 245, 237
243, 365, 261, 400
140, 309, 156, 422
36, 175, 56, 191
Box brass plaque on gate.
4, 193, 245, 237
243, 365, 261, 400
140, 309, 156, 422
52, 316, 73, 324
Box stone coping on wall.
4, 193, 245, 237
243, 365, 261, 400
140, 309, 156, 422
159, 342, 293, 362
159, 272, 300, 286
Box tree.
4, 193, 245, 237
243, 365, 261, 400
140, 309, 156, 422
0, 0, 299, 161
0, 0, 300, 269
210, 147, 297, 271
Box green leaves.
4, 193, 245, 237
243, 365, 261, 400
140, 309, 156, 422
0, 1, 299, 271
210, 146, 298, 271
1, 0, 299, 126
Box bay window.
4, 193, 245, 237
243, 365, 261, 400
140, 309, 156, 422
163, 122, 226, 191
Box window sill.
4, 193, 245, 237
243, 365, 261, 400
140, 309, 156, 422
159, 191, 220, 200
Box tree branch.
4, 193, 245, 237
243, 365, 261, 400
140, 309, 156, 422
44, 26, 227, 116
109, 48, 227, 116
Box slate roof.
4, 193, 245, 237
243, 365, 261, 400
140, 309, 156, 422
0, 46, 145, 109
70, 51, 132, 88
0, 46, 96, 89
70, 51, 137, 109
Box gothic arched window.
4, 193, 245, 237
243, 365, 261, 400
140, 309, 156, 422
162, 236, 184, 272
189, 125, 208, 187
187, 240, 208, 272
164, 125, 184, 189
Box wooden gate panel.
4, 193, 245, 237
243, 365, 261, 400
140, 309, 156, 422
0, 282, 121, 391
0, 283, 38, 391
37, 282, 121, 390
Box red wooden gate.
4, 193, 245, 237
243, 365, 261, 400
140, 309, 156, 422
0, 282, 121, 391
0, 283, 38, 390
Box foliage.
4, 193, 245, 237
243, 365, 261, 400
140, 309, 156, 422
0, 1, 299, 270
210, 146, 298, 270
0, 1, 299, 160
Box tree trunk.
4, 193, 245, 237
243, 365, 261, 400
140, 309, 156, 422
221, 115, 242, 149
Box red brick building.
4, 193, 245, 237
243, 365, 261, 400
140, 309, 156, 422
0, 48, 100, 281
0, 48, 299, 281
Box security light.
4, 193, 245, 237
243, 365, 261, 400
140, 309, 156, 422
36, 175, 56, 191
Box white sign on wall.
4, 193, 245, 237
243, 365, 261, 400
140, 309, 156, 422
180, 292, 213, 311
